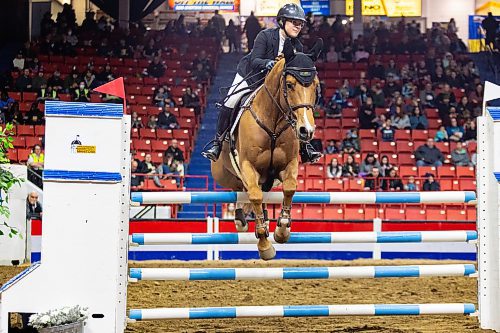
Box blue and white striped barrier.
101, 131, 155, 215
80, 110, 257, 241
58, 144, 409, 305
131, 231, 478, 245
128, 303, 476, 320
131, 191, 476, 205
129, 264, 476, 281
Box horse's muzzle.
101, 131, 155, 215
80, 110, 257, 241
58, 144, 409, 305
298, 126, 314, 142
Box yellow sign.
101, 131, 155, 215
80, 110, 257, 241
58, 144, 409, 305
346, 0, 421, 17
76, 145, 96, 154
256, 0, 300, 17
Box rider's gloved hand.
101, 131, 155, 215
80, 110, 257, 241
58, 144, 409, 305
265, 60, 276, 70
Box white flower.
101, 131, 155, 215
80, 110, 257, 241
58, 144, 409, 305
40, 315, 51, 324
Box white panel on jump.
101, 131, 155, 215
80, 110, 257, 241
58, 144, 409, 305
0, 101, 130, 333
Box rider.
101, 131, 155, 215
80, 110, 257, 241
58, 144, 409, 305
201, 3, 322, 164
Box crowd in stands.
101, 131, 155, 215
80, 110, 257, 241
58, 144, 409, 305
293, 16, 482, 191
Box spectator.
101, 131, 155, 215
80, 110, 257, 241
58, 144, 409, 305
32, 71, 47, 91
165, 139, 185, 164
157, 153, 183, 186
360, 153, 381, 176
139, 153, 163, 187
225, 19, 239, 53
379, 155, 393, 177
341, 129, 360, 154
147, 115, 157, 129
0, 91, 15, 112
326, 97, 342, 118
363, 167, 382, 191
83, 70, 97, 89
5, 101, 24, 125
383, 74, 401, 98
15, 69, 32, 92
380, 119, 396, 142
26, 102, 45, 125
371, 84, 385, 108
72, 82, 90, 102
457, 96, 473, 120
414, 138, 444, 167
243, 11, 261, 51
359, 97, 377, 129
64, 71, 81, 93
391, 107, 411, 130
468, 84, 483, 111
47, 71, 64, 92
354, 46, 369, 62
13, 52, 25, 71
404, 175, 419, 191
97, 64, 114, 84
147, 56, 166, 78
409, 106, 428, 130
326, 45, 338, 63
26, 191, 42, 220
153, 86, 171, 107
224, 203, 236, 219
446, 117, 464, 142
436, 83, 456, 105
192, 62, 210, 83
463, 120, 477, 142
157, 106, 179, 129
451, 141, 471, 166
192, 50, 212, 74
434, 125, 449, 142
423, 173, 440, 191
385, 59, 400, 79
401, 81, 416, 99
368, 59, 385, 79
419, 82, 436, 108
342, 154, 359, 177
381, 168, 404, 191
482, 12, 499, 49
181, 86, 201, 115
327, 158, 342, 178
37, 84, 58, 101
131, 112, 144, 128
325, 140, 342, 154
130, 160, 145, 191
27, 144, 44, 188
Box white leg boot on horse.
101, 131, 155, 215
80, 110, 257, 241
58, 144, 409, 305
274, 172, 297, 244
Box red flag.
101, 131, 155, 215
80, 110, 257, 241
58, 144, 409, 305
93, 77, 127, 112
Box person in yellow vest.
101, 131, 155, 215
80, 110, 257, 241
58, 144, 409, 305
37, 84, 59, 101
27, 144, 44, 188
72, 82, 90, 102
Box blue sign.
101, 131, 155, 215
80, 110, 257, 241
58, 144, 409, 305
301, 0, 330, 16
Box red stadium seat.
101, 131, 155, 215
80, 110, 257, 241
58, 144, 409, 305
324, 178, 344, 191
13, 136, 26, 148
379, 142, 396, 154
405, 207, 426, 220
305, 179, 324, 191
16, 125, 35, 136
411, 130, 430, 141
446, 206, 468, 221
456, 166, 475, 178
305, 164, 324, 178
439, 179, 454, 191
396, 141, 415, 153
458, 179, 476, 191
134, 140, 151, 151
344, 207, 365, 220
347, 178, 364, 191
437, 166, 456, 178
7, 148, 18, 162
385, 208, 405, 220
323, 206, 344, 220
151, 140, 169, 152
291, 206, 304, 219
360, 140, 378, 152
394, 130, 411, 141
397, 166, 418, 177
425, 206, 446, 221
25, 137, 43, 148
303, 204, 323, 219
359, 129, 376, 140
139, 128, 156, 139
396, 153, 415, 166
417, 166, 436, 177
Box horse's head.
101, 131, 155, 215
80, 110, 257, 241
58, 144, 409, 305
279, 38, 323, 142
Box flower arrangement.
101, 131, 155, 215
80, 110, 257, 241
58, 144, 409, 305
28, 305, 88, 330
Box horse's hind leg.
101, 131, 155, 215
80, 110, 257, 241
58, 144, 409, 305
274, 159, 298, 243
241, 160, 275, 260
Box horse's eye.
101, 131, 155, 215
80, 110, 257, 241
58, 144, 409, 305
286, 82, 294, 90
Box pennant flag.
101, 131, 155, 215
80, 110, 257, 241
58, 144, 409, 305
93, 77, 127, 112
483, 81, 500, 116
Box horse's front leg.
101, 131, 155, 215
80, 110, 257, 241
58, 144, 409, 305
240, 160, 276, 260
274, 158, 298, 243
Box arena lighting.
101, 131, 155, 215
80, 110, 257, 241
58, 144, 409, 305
342, 19, 348, 24
349, 17, 354, 21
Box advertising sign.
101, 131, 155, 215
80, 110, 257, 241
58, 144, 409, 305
301, 0, 330, 16
168, 0, 239, 12
346, 0, 421, 17
256, 0, 300, 17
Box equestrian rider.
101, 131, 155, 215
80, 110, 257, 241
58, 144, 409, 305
201, 3, 322, 164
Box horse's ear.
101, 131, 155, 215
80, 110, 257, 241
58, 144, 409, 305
308, 38, 323, 62
283, 38, 295, 63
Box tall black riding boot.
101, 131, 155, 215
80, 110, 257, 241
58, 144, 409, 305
299, 142, 323, 164
201, 106, 234, 161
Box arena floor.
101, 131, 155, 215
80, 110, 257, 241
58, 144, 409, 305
0, 259, 490, 333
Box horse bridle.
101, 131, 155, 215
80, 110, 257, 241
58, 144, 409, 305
264, 65, 318, 139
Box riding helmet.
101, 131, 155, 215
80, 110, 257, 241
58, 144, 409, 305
277, 3, 306, 28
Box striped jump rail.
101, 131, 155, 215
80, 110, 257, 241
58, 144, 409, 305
129, 264, 476, 281
131, 191, 476, 205
128, 303, 476, 320
131, 230, 478, 245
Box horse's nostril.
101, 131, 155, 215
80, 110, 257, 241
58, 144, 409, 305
299, 127, 307, 135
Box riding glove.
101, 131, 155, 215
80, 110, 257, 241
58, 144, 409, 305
265, 60, 276, 70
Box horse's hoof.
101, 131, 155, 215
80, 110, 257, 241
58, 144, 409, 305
274, 228, 290, 244
234, 219, 248, 232
259, 244, 276, 261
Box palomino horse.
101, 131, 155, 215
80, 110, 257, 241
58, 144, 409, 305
211, 38, 322, 260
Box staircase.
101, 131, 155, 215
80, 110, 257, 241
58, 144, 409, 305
179, 53, 241, 218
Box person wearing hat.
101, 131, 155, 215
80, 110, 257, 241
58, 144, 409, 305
202, 3, 322, 164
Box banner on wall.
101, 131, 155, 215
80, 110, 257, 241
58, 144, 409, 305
168, 0, 240, 12
346, 0, 421, 17
301, 0, 330, 16
256, 0, 300, 17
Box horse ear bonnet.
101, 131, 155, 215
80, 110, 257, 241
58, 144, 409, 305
285, 53, 317, 86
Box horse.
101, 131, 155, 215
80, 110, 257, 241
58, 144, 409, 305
211, 38, 323, 260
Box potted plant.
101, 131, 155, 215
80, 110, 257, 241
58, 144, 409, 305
28, 305, 88, 333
